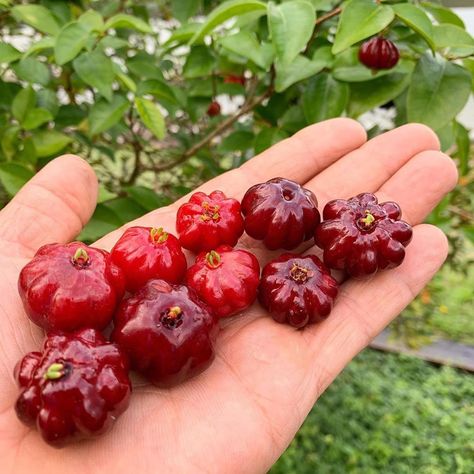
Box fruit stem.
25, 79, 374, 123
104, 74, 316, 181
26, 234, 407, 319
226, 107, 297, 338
290, 264, 312, 283
200, 202, 220, 222
360, 210, 375, 227
206, 250, 221, 269
72, 247, 89, 266
44, 362, 66, 380
150, 227, 168, 244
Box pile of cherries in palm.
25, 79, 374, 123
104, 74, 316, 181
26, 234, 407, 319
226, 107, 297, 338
14, 178, 412, 447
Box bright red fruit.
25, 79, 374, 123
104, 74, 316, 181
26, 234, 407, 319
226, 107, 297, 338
176, 190, 244, 253
259, 254, 338, 328
14, 328, 131, 447
110, 226, 187, 292
207, 100, 221, 117
112, 280, 218, 386
186, 245, 260, 318
359, 37, 400, 70
223, 74, 245, 85
18, 242, 125, 332
314, 193, 413, 277
241, 177, 320, 250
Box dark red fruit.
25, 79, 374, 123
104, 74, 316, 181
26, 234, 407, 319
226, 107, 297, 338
359, 37, 400, 70
186, 245, 260, 319
176, 190, 244, 253
110, 226, 187, 292
112, 280, 218, 386
14, 328, 131, 447
259, 254, 338, 328
314, 193, 413, 277
223, 74, 246, 85
18, 242, 125, 332
241, 177, 320, 250
207, 101, 221, 117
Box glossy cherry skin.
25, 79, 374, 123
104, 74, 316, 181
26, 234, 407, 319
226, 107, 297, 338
186, 245, 260, 319
359, 37, 400, 70
241, 178, 320, 250
314, 193, 413, 277
259, 254, 338, 328
14, 328, 131, 447
112, 280, 218, 386
176, 190, 244, 253
110, 226, 187, 292
207, 101, 221, 117
18, 242, 125, 332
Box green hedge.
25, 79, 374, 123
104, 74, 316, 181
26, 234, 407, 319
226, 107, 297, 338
272, 349, 474, 474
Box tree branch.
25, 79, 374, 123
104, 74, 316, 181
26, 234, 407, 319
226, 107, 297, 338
315, 7, 342, 26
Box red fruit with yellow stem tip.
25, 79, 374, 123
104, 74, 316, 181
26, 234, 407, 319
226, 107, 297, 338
176, 191, 244, 253
186, 245, 260, 318
110, 226, 187, 292
18, 242, 125, 332
112, 279, 218, 386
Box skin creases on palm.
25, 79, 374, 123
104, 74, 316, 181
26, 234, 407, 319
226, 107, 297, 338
0, 119, 457, 474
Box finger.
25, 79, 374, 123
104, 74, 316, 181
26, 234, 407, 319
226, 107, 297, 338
305, 123, 441, 206
375, 150, 458, 224
304, 224, 448, 394
0, 155, 98, 257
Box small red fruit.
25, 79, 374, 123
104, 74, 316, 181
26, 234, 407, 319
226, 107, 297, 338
110, 226, 187, 292
314, 193, 413, 277
223, 74, 246, 85
18, 242, 125, 332
14, 328, 131, 447
359, 37, 400, 70
176, 190, 244, 253
186, 245, 260, 318
207, 101, 221, 117
241, 177, 320, 250
112, 280, 218, 386
259, 254, 338, 328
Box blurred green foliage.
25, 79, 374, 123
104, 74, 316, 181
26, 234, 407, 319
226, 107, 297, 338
272, 349, 474, 474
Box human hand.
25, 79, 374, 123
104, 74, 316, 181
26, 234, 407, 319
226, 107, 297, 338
0, 119, 457, 473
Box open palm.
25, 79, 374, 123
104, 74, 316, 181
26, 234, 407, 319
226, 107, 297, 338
0, 119, 457, 473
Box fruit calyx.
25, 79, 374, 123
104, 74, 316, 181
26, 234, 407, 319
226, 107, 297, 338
150, 227, 169, 244
290, 263, 313, 283
72, 248, 90, 268
358, 210, 376, 230
200, 201, 220, 222
161, 306, 184, 329
43, 362, 70, 381
206, 250, 222, 269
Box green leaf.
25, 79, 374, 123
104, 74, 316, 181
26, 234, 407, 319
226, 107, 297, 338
0, 43, 21, 64
136, 80, 180, 105
219, 31, 267, 69
218, 130, 254, 153
183, 46, 216, 78
104, 13, 152, 33
1, 126, 20, 159
79, 203, 123, 242
74, 49, 115, 101
275, 53, 330, 92
103, 197, 147, 223
78, 10, 105, 32
22, 108, 53, 130
267, 1, 315, 67
12, 87, 35, 122
127, 53, 164, 80
303, 73, 349, 123
31, 130, 72, 157
54, 22, 90, 65
17, 136, 37, 165
332, 0, 394, 54
89, 96, 129, 136
116, 71, 137, 93
348, 73, 411, 117
23, 37, 55, 59
135, 98, 165, 140
392, 4, 435, 52
12, 58, 50, 86
99, 36, 129, 50
126, 185, 172, 211
190, 0, 267, 44
12, 5, 60, 35
421, 2, 464, 29
407, 53, 472, 130
165, 23, 201, 46
171, 0, 201, 23
37, 89, 59, 117
254, 127, 288, 154
0, 163, 34, 196
433, 25, 474, 58
454, 121, 470, 176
